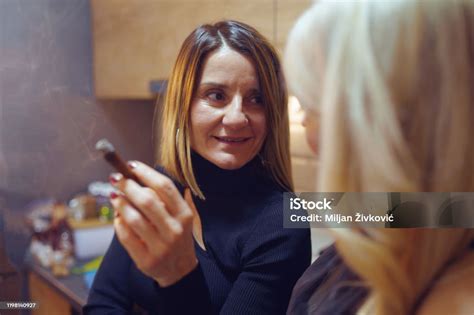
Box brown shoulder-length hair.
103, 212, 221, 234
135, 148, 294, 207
159, 20, 293, 199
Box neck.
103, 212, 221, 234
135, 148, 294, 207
191, 151, 273, 195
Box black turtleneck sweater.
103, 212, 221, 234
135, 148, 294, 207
84, 153, 311, 314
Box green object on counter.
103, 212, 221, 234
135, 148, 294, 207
71, 256, 104, 275
99, 205, 114, 221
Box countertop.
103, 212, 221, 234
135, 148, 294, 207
26, 255, 90, 312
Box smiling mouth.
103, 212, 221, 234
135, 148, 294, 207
213, 136, 252, 143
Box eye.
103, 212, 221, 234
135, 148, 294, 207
207, 91, 226, 102
249, 94, 263, 105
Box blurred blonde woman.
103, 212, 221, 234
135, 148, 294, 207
284, 0, 474, 314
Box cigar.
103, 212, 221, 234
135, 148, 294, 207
95, 138, 143, 186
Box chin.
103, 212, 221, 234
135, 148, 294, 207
211, 153, 251, 170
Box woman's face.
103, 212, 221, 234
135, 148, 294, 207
190, 47, 267, 170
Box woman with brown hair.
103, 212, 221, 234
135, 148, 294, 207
84, 20, 311, 314
284, 0, 474, 314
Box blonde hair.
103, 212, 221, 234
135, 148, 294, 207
160, 20, 293, 199
285, 0, 474, 313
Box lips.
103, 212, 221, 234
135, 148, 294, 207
213, 136, 251, 143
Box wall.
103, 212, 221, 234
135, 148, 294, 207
0, 0, 156, 202
0, 0, 157, 302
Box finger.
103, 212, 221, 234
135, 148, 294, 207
114, 216, 148, 263
114, 176, 187, 246
125, 161, 190, 217
110, 173, 175, 238
110, 193, 160, 248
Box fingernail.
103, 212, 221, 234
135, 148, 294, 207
110, 191, 118, 199
109, 173, 122, 184
127, 161, 138, 169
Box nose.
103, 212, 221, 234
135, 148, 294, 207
222, 96, 249, 130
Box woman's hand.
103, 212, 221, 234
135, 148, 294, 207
108, 161, 198, 287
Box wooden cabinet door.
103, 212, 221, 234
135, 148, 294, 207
29, 273, 71, 315
91, 0, 274, 99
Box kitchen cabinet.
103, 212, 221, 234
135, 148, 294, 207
29, 272, 74, 315
91, 0, 311, 99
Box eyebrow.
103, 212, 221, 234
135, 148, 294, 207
199, 82, 261, 94
199, 82, 228, 89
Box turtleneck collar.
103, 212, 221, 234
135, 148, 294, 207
191, 151, 273, 195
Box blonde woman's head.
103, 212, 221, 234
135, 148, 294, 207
285, 1, 474, 314
285, 0, 474, 192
